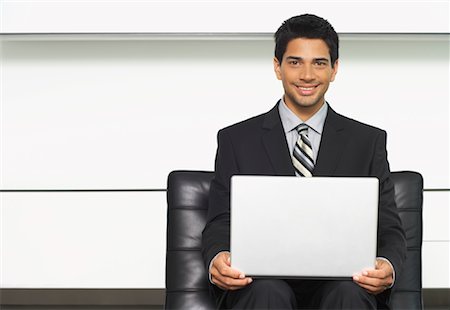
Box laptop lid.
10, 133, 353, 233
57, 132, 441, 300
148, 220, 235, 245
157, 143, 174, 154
230, 175, 379, 279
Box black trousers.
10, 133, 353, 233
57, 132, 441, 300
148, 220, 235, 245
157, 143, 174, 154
220, 279, 389, 309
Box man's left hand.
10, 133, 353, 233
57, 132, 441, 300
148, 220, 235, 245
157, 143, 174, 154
352, 259, 393, 295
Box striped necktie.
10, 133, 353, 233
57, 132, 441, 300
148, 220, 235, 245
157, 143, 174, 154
292, 124, 314, 177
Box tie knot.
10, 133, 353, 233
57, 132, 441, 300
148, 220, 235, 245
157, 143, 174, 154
296, 123, 309, 136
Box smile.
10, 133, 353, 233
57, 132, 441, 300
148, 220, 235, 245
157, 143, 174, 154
297, 85, 318, 90
295, 85, 318, 95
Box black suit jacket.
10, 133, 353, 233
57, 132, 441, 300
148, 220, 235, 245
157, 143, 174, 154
202, 102, 407, 287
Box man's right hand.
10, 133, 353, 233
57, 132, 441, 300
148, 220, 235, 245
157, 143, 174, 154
210, 252, 253, 290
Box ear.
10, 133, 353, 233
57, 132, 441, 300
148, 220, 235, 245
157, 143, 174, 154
273, 57, 282, 80
330, 59, 339, 82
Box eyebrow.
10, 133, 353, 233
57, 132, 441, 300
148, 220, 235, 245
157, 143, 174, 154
286, 56, 330, 63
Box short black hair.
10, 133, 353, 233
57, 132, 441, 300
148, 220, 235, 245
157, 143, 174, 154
274, 14, 339, 67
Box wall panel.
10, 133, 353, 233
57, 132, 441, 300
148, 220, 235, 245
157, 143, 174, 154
0, 191, 167, 288
423, 192, 450, 241
2, 192, 448, 289
1, 37, 448, 189
422, 241, 450, 288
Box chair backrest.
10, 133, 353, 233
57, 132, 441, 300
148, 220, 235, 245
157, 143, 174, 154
165, 170, 423, 309
389, 171, 423, 309
166, 171, 215, 309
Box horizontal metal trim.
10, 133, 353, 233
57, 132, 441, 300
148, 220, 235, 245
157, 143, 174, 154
0, 33, 448, 42
0, 32, 448, 35
1, 188, 448, 192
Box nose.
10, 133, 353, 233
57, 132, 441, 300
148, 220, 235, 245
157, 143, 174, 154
299, 64, 314, 81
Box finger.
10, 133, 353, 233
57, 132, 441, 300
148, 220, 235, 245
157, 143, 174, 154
213, 257, 245, 279
211, 254, 252, 290
361, 268, 393, 287
358, 268, 390, 281
211, 259, 245, 279
212, 271, 250, 287
214, 264, 246, 279
353, 274, 385, 288
353, 274, 386, 293
211, 264, 250, 284
363, 268, 388, 279
212, 274, 252, 290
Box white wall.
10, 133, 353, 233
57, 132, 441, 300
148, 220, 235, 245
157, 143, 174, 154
1, 37, 448, 190
1, 0, 449, 290
1, 35, 448, 289
1, 191, 166, 288
1, 0, 448, 34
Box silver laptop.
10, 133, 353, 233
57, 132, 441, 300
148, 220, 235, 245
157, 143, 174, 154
230, 175, 379, 279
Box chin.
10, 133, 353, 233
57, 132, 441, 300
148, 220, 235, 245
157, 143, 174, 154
295, 100, 320, 108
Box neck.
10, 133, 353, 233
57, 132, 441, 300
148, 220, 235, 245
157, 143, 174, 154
285, 99, 325, 121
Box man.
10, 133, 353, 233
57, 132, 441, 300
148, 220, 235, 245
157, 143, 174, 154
202, 14, 406, 309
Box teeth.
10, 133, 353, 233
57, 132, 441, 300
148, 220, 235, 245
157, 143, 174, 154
299, 87, 314, 90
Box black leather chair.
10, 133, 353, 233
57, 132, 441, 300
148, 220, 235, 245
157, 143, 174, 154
165, 171, 423, 309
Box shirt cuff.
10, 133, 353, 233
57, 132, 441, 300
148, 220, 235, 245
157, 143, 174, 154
377, 256, 395, 288
208, 251, 230, 285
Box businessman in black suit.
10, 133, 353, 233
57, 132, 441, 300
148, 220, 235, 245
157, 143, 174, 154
202, 14, 406, 309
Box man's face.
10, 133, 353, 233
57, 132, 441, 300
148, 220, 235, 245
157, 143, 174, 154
274, 38, 338, 120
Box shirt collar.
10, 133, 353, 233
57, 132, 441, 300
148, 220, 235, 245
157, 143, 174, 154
278, 97, 328, 135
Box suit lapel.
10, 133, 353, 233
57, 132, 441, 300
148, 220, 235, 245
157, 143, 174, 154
313, 107, 348, 176
262, 103, 296, 176
260, 103, 348, 176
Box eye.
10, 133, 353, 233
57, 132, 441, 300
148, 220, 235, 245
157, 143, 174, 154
315, 60, 327, 66
289, 60, 299, 66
